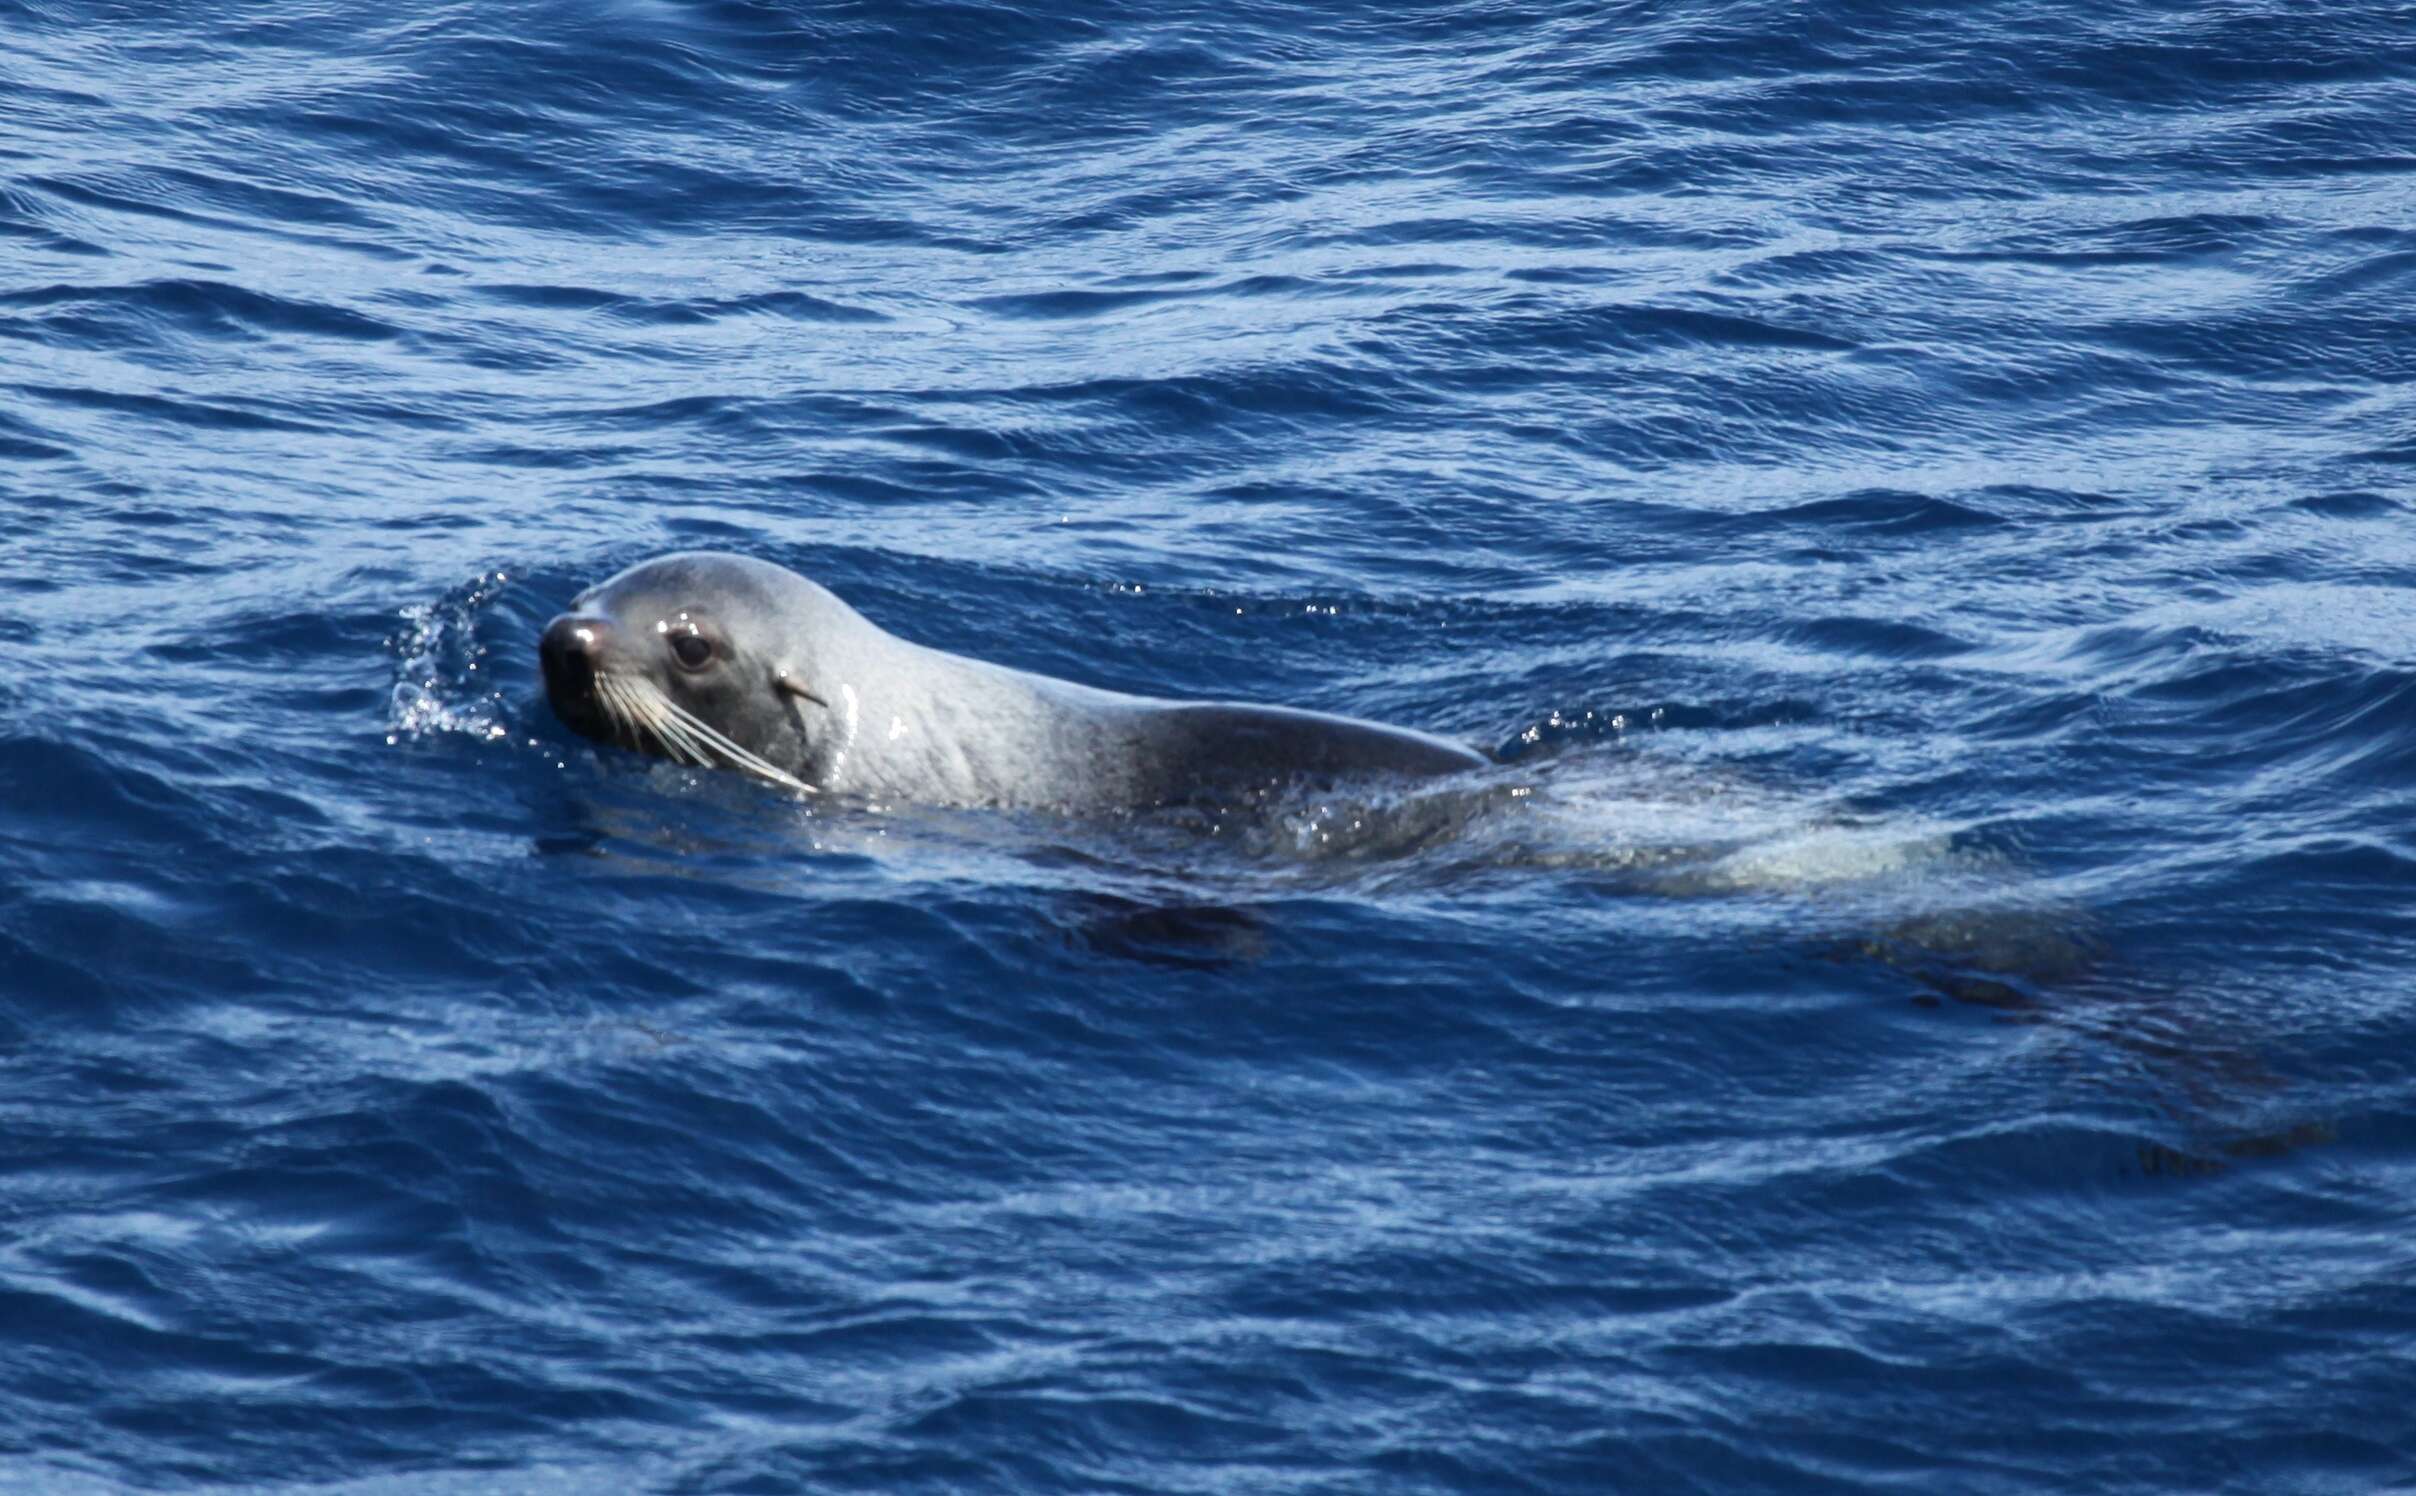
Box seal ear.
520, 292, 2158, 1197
772, 669, 828, 710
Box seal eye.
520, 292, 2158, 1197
670, 633, 714, 671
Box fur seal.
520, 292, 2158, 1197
539, 552, 1486, 810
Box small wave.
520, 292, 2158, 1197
11, 381, 329, 434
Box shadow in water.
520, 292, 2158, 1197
1064, 893, 1269, 971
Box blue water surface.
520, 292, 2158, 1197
4, 1, 2415, 1490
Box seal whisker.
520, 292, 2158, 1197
611, 675, 711, 771
597, 675, 646, 755
677, 716, 814, 792
684, 712, 798, 782
601, 675, 665, 748
649, 703, 720, 772
653, 691, 816, 794
602, 675, 685, 765
597, 670, 814, 794
594, 676, 642, 754
634, 684, 731, 775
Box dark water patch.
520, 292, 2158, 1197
1759, 490, 2006, 536
1712, 244, 1908, 290
1365, 296, 1858, 365
0, 735, 224, 854
972, 275, 1321, 321
618, 290, 891, 327
0, 888, 268, 1013
1786, 615, 1974, 662
2089, 311, 2416, 385
0, 214, 108, 257
1924, 212, 2285, 268
148, 164, 393, 233
2258, 152, 2416, 181
2286, 489, 2401, 519
2296, 248, 2416, 300
142, 602, 392, 674
1973, 484, 2138, 517
413, 329, 578, 373
473, 283, 626, 312
457, 441, 652, 470
1619, 303, 1861, 354
23, 172, 229, 233
0, 434, 73, 461
21, 170, 417, 262
567, 391, 895, 441
2349, 436, 2416, 466
12, 382, 330, 434
0, 278, 398, 344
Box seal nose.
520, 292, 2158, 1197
539, 613, 608, 694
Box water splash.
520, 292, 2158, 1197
386, 569, 517, 747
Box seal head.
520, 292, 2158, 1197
540, 553, 832, 794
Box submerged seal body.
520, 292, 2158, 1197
539, 552, 1486, 810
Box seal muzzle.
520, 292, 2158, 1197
539, 613, 613, 738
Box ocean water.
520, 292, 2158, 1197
4, 0, 2415, 1489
